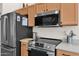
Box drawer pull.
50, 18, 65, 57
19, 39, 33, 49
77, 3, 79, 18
62, 54, 70, 56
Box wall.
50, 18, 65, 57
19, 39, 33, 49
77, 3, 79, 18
2, 3, 23, 15
33, 4, 79, 41
2, 3, 36, 15
0, 3, 2, 14
28, 3, 36, 6
33, 26, 79, 41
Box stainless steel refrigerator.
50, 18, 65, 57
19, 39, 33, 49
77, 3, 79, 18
1, 12, 33, 56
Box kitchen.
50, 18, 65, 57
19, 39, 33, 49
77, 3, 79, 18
0, 3, 79, 56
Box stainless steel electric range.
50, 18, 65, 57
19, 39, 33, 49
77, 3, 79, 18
28, 37, 62, 56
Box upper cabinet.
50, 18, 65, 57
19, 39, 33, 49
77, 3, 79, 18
36, 3, 60, 13
60, 3, 78, 26
15, 3, 78, 27
35, 3, 78, 26
16, 7, 28, 15
36, 3, 46, 13
46, 3, 60, 11
28, 5, 37, 27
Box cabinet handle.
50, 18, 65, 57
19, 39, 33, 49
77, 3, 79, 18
62, 54, 70, 56
43, 10, 45, 12
46, 9, 48, 11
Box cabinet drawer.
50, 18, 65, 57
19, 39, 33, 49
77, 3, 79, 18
21, 50, 28, 56
21, 42, 28, 56
56, 49, 79, 56
21, 42, 28, 50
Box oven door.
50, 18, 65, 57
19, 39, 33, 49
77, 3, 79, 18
28, 48, 48, 56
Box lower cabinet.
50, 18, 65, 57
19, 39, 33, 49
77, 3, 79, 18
21, 42, 28, 56
56, 49, 79, 56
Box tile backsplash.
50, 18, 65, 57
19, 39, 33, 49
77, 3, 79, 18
33, 27, 65, 39
33, 26, 79, 41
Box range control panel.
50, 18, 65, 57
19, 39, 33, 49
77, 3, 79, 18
35, 43, 44, 48
35, 42, 55, 51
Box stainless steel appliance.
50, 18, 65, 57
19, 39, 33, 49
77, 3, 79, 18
1, 12, 16, 56
1, 12, 33, 56
28, 37, 62, 56
35, 10, 60, 27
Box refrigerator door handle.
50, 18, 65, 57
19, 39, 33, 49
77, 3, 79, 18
3, 16, 8, 43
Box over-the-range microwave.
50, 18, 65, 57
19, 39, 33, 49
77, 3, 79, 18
35, 10, 60, 27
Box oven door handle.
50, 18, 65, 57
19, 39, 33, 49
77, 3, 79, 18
28, 48, 48, 56
47, 51, 54, 56
29, 47, 47, 52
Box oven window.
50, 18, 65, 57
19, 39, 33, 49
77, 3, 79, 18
28, 49, 48, 56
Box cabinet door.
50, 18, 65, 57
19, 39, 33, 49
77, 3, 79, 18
28, 5, 36, 26
36, 3, 46, 13
21, 42, 28, 56
16, 7, 28, 15
60, 3, 78, 26
46, 3, 60, 11
56, 49, 79, 56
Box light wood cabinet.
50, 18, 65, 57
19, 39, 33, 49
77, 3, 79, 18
20, 38, 32, 56
16, 7, 28, 15
56, 49, 79, 56
21, 42, 28, 56
60, 3, 78, 26
16, 3, 78, 26
36, 3, 46, 13
28, 5, 36, 26
36, 3, 60, 13
35, 3, 78, 26
46, 3, 60, 11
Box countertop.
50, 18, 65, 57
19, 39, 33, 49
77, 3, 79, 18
56, 39, 79, 53
20, 38, 33, 43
